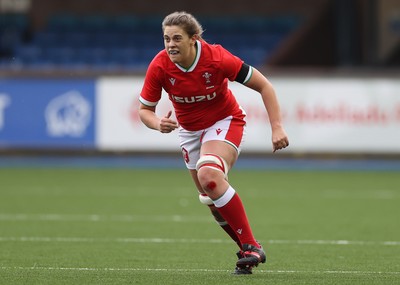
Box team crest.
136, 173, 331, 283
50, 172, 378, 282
202, 72, 212, 84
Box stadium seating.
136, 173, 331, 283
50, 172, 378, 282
0, 13, 302, 71
0, 14, 28, 56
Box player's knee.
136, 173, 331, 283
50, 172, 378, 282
196, 167, 212, 186
196, 153, 228, 177
196, 154, 228, 191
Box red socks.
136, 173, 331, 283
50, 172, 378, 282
214, 186, 260, 248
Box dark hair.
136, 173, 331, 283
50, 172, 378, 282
162, 11, 203, 39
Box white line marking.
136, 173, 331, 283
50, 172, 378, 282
3, 214, 398, 246
0, 236, 399, 246
269, 239, 400, 246
0, 213, 211, 223
0, 266, 399, 275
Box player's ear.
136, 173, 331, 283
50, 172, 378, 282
191, 34, 199, 43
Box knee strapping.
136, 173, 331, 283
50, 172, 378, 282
199, 193, 213, 205
196, 153, 228, 178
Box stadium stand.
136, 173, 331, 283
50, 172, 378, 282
0, 13, 302, 72
0, 14, 29, 61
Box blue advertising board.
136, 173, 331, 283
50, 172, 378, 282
0, 79, 95, 149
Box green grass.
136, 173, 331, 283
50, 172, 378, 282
0, 167, 399, 284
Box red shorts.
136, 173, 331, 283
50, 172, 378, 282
179, 114, 246, 169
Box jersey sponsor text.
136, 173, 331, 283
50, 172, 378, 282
170, 92, 217, 104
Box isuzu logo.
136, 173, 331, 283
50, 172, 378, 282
170, 92, 216, 103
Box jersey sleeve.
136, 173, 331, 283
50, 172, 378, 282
139, 59, 163, 107
219, 46, 246, 82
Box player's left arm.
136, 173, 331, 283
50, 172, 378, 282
239, 65, 289, 152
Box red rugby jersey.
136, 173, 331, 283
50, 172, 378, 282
139, 40, 245, 131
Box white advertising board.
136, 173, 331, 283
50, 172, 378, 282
97, 77, 180, 151
97, 76, 400, 153
232, 78, 400, 153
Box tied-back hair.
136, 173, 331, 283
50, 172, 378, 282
162, 11, 204, 40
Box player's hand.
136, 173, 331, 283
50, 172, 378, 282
159, 111, 179, 133
272, 127, 289, 153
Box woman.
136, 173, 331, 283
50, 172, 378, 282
138, 11, 289, 274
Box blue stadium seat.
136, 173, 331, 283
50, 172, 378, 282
44, 46, 76, 64
108, 47, 139, 64
237, 47, 269, 67
80, 15, 111, 32
46, 14, 81, 32
0, 13, 302, 70
92, 32, 124, 48
111, 15, 141, 32
33, 32, 62, 48
65, 32, 91, 48
14, 45, 43, 64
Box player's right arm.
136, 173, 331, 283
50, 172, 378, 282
138, 56, 178, 133
139, 104, 178, 133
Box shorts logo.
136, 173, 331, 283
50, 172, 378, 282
216, 128, 222, 135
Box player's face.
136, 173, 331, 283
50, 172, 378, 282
163, 25, 196, 68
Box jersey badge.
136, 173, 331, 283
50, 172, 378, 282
169, 78, 176, 86
202, 72, 212, 84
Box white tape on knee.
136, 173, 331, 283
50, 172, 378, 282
199, 193, 214, 205
195, 154, 228, 178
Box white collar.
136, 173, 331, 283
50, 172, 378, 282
175, 40, 201, 72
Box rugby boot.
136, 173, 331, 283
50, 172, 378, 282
233, 250, 253, 274
235, 243, 266, 270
